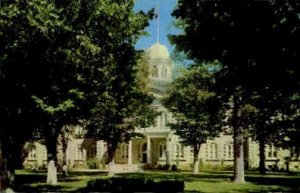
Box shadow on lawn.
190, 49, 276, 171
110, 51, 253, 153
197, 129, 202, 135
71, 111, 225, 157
245, 175, 300, 192
14, 173, 62, 192
14, 171, 106, 192
117, 171, 233, 182
117, 171, 300, 192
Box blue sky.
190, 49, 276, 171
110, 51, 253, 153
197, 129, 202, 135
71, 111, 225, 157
134, 0, 179, 53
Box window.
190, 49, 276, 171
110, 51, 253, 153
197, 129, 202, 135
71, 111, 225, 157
28, 148, 36, 159
158, 112, 168, 129
152, 66, 158, 77
76, 145, 84, 159
160, 113, 163, 128
206, 143, 218, 159
164, 112, 168, 127
156, 116, 161, 129
224, 143, 234, 159
33, 130, 42, 139
42, 147, 47, 160
162, 67, 168, 78
159, 142, 166, 158
88, 145, 97, 159
267, 144, 278, 159
179, 144, 185, 158
121, 144, 128, 159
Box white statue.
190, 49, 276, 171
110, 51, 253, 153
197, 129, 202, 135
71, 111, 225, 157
46, 157, 57, 185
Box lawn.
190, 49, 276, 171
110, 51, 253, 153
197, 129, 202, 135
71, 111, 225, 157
14, 169, 108, 192
13, 169, 300, 192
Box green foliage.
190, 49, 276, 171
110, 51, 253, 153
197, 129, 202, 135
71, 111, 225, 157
86, 158, 102, 169
85, 51, 157, 163
0, 0, 154, 173
170, 0, 300, 182
163, 65, 223, 147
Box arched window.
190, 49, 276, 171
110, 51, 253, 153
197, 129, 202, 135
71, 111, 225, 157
42, 146, 47, 160
120, 143, 128, 159
161, 67, 168, 78
29, 148, 36, 159
159, 142, 166, 158
160, 113, 164, 129
76, 145, 84, 159
159, 112, 168, 129
266, 144, 277, 158
88, 144, 97, 159
206, 143, 218, 159
164, 112, 168, 127
165, 68, 168, 78
156, 115, 161, 129
178, 144, 185, 158
224, 143, 233, 159
152, 66, 158, 77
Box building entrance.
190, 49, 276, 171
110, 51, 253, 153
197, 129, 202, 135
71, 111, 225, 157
142, 143, 147, 163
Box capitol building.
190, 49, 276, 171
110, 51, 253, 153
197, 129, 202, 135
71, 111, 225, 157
23, 42, 299, 172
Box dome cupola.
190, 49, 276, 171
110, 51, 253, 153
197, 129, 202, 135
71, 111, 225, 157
147, 42, 170, 60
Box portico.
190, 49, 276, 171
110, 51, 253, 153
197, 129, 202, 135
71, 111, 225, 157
115, 131, 172, 166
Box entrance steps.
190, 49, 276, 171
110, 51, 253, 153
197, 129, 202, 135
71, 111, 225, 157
111, 164, 142, 173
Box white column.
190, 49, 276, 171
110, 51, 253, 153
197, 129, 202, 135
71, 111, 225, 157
147, 137, 151, 164
128, 140, 132, 164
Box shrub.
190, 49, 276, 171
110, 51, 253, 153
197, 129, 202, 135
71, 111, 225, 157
86, 158, 102, 169
23, 162, 38, 171
86, 179, 112, 192
156, 164, 170, 170
84, 177, 184, 193
141, 164, 154, 170
73, 162, 86, 169
200, 163, 234, 171
171, 164, 178, 171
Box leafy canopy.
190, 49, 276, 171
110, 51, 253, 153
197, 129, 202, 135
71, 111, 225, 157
163, 64, 222, 146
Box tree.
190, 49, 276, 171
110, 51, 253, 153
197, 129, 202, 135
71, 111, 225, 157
0, 0, 153, 184
86, 52, 157, 176
170, 0, 299, 183
273, 92, 300, 162
245, 89, 284, 174
163, 65, 222, 174
0, 0, 74, 187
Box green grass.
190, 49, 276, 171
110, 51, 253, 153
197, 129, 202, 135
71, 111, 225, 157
13, 169, 300, 192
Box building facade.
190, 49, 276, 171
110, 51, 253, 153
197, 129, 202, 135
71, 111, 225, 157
23, 42, 300, 172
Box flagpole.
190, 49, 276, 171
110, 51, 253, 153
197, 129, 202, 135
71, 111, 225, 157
156, 0, 160, 43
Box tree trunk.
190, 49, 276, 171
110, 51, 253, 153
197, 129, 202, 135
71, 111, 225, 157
62, 144, 67, 166
61, 133, 69, 167
243, 138, 249, 171
193, 144, 201, 174
0, 139, 20, 191
233, 96, 245, 183
107, 141, 118, 177
46, 137, 58, 162
0, 141, 8, 191
258, 136, 266, 174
